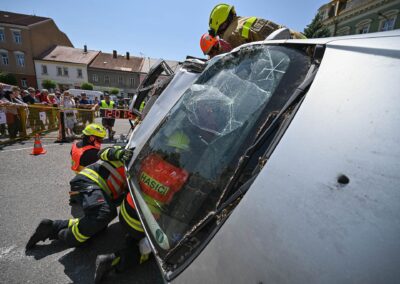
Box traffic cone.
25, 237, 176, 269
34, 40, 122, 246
31, 134, 47, 155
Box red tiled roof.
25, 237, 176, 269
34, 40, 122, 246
39, 46, 99, 64
89, 52, 144, 73
0, 11, 49, 26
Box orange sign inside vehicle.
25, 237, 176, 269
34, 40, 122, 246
139, 153, 189, 204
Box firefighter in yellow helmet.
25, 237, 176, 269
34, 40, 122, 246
70, 123, 106, 174
208, 3, 306, 49
26, 145, 134, 250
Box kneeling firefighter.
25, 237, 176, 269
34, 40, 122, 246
94, 132, 190, 283
71, 123, 107, 173
26, 145, 134, 249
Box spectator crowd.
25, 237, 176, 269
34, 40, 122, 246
0, 83, 102, 140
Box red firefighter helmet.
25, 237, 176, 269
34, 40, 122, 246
200, 33, 219, 55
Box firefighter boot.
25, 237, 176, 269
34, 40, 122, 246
26, 219, 54, 250
94, 253, 118, 284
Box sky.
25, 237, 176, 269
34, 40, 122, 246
3, 0, 328, 61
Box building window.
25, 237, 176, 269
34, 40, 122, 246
0, 28, 4, 42
93, 74, 98, 82
41, 65, 48, 75
104, 75, 110, 84
355, 19, 371, 35
63, 67, 69, 77
12, 30, 21, 44
118, 76, 123, 85
15, 52, 25, 67
77, 68, 83, 78
379, 10, 398, 32
0, 51, 8, 65
337, 26, 350, 36
21, 79, 27, 88
57, 66, 62, 76
129, 77, 135, 87
358, 25, 369, 34
381, 18, 396, 31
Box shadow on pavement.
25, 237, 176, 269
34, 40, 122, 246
56, 222, 163, 284
25, 240, 70, 260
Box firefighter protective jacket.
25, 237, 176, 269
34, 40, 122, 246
220, 16, 305, 49
70, 146, 127, 201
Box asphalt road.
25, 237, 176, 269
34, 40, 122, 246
0, 119, 164, 284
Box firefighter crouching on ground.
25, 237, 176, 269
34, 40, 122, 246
94, 132, 190, 283
208, 3, 306, 49
71, 123, 106, 173
26, 146, 134, 250
200, 33, 232, 59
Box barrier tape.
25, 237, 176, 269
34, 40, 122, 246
0, 104, 138, 144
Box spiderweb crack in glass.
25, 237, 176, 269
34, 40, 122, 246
183, 48, 288, 136
128, 45, 312, 262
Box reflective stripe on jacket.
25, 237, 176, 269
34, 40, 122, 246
79, 160, 126, 200
221, 16, 281, 48
120, 193, 144, 232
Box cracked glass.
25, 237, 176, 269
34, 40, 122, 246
128, 44, 310, 257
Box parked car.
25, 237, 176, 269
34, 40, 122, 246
126, 29, 400, 284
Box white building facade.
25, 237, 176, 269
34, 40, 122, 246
34, 45, 99, 91
34, 60, 90, 90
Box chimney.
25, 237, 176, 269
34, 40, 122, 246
84, 45, 87, 53
126, 52, 130, 60
113, 50, 117, 58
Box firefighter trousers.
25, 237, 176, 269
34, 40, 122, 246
54, 186, 118, 247
112, 199, 146, 271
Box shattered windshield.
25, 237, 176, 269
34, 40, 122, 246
129, 44, 310, 257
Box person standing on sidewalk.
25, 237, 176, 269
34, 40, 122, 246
60, 91, 77, 138
94, 93, 116, 140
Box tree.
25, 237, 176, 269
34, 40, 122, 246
81, 82, 94, 90
42, 79, 56, 90
109, 88, 119, 95
303, 12, 330, 39
0, 72, 17, 85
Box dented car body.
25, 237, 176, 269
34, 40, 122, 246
127, 30, 400, 283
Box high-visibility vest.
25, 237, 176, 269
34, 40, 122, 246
138, 153, 189, 215
100, 100, 115, 109
70, 141, 99, 172
79, 160, 126, 200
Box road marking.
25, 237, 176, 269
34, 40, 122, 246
0, 144, 62, 153
0, 245, 17, 259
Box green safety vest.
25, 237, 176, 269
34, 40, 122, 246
101, 100, 115, 109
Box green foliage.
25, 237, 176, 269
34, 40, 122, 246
0, 72, 18, 85
303, 12, 331, 38
81, 82, 94, 90
42, 79, 57, 90
109, 88, 119, 95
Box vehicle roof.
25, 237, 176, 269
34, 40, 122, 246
175, 31, 400, 283
225, 30, 400, 54
269, 29, 400, 45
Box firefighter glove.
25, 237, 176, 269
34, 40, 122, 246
116, 148, 133, 162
